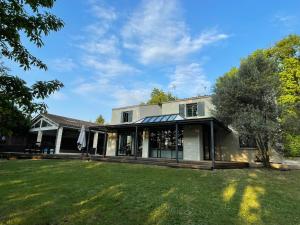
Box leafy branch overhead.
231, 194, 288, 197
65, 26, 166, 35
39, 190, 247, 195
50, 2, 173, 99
0, 0, 64, 70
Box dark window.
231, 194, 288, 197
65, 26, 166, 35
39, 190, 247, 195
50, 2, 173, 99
239, 136, 257, 148
122, 111, 133, 123
186, 103, 197, 117
41, 120, 51, 127
149, 127, 183, 159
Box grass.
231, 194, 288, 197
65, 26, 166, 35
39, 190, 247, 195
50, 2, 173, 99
0, 160, 299, 225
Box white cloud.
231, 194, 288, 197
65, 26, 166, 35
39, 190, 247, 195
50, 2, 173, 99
83, 56, 139, 76
272, 13, 298, 31
168, 63, 211, 97
90, 0, 117, 21
73, 77, 154, 107
79, 36, 120, 56
50, 57, 77, 72
122, 0, 228, 65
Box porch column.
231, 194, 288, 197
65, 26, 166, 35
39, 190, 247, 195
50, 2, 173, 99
86, 130, 91, 155
93, 132, 99, 155
103, 132, 107, 157
210, 120, 215, 169
55, 127, 63, 154
134, 126, 138, 160
175, 123, 179, 163
142, 130, 149, 158
37, 130, 43, 144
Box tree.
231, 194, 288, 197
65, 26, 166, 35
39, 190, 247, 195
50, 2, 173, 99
0, 0, 64, 70
212, 53, 281, 167
146, 88, 177, 105
265, 35, 300, 156
0, 65, 63, 135
95, 115, 105, 125
0, 0, 64, 136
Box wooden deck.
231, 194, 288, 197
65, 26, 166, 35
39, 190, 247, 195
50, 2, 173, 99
0, 152, 249, 170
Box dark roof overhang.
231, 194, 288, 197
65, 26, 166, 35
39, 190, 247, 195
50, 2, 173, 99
90, 117, 231, 133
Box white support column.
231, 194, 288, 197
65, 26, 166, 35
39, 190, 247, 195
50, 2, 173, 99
93, 132, 99, 154
142, 130, 149, 158
37, 130, 43, 144
55, 127, 63, 154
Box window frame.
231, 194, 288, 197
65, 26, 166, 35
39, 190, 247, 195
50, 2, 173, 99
186, 103, 198, 117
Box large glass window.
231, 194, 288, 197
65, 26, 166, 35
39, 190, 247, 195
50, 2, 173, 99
186, 103, 197, 117
149, 127, 183, 159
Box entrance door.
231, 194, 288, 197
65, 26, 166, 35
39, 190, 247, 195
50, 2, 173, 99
117, 132, 134, 156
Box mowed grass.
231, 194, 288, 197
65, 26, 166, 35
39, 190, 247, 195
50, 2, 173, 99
0, 160, 299, 225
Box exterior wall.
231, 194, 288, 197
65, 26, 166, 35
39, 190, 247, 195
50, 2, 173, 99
106, 133, 117, 156
183, 125, 203, 161
162, 96, 213, 118
142, 130, 149, 158
110, 104, 161, 125
111, 107, 139, 125
139, 105, 162, 120
215, 128, 258, 163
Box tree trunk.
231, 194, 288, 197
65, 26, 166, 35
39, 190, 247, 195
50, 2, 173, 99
256, 136, 271, 168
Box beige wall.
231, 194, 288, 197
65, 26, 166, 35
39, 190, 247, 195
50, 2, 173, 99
110, 105, 161, 125
162, 96, 214, 118
106, 133, 117, 156
183, 125, 203, 161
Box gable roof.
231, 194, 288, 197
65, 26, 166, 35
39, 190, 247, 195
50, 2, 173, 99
35, 113, 98, 129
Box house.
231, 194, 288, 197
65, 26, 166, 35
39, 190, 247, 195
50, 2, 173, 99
92, 95, 258, 165
25, 96, 260, 166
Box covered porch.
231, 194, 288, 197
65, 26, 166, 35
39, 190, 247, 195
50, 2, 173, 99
28, 113, 104, 155
91, 115, 231, 169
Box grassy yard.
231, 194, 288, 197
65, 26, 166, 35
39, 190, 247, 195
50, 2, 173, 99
0, 160, 299, 225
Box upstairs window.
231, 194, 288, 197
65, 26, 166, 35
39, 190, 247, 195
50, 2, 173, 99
121, 111, 133, 123
179, 102, 205, 118
186, 103, 197, 117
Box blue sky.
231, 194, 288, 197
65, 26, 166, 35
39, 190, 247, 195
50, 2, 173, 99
7, 0, 300, 122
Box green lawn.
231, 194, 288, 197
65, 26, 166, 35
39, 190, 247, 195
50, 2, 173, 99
0, 160, 299, 225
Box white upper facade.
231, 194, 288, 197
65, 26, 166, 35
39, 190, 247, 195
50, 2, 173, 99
110, 96, 213, 125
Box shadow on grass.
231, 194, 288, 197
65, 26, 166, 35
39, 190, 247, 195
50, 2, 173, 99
0, 160, 299, 225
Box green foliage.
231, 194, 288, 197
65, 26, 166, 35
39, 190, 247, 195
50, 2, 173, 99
0, 0, 64, 136
0, 0, 64, 70
212, 53, 281, 167
95, 115, 105, 125
266, 35, 300, 156
0, 65, 63, 136
146, 88, 177, 105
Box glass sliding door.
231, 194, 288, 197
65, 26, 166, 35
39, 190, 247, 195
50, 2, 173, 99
149, 127, 183, 159
117, 131, 143, 156
117, 132, 134, 156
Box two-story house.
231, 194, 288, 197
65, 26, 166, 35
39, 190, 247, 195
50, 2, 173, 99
103, 96, 258, 163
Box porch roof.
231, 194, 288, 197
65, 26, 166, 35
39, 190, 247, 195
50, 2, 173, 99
90, 116, 231, 132
32, 113, 99, 130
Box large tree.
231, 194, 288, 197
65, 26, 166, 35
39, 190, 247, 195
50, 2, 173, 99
0, 65, 63, 135
0, 0, 64, 70
146, 88, 177, 105
0, 0, 64, 136
266, 35, 300, 156
212, 53, 281, 167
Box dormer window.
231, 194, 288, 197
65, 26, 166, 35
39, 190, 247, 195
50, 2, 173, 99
121, 111, 133, 123
179, 102, 205, 118
186, 103, 197, 117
